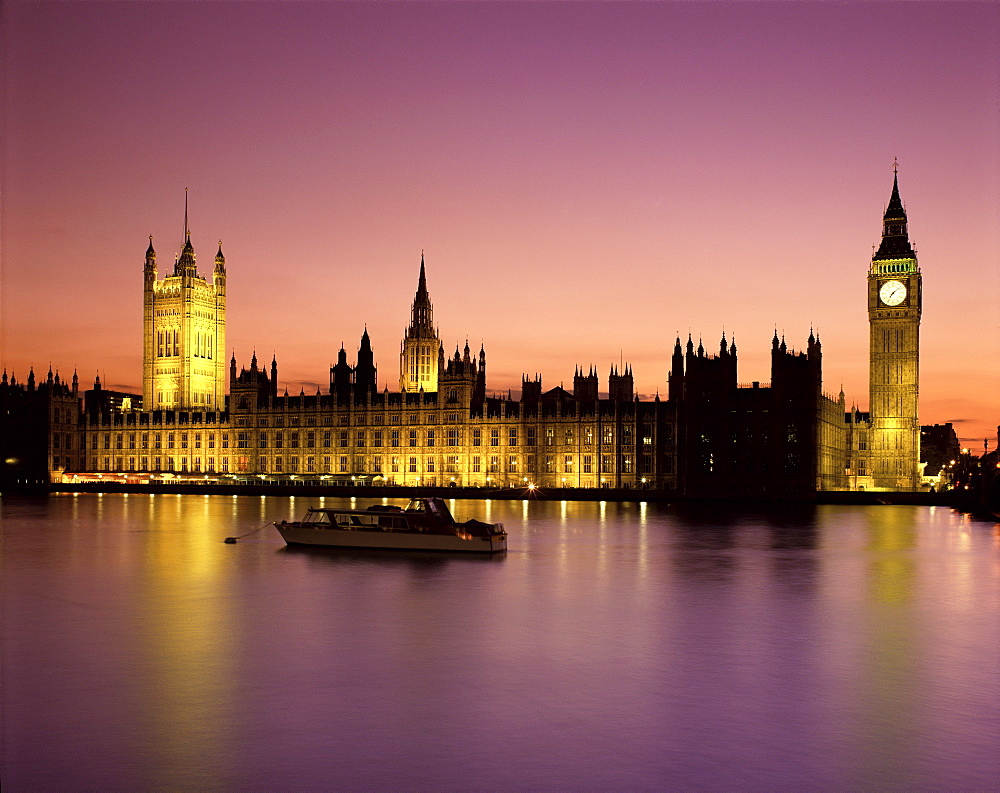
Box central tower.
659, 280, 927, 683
868, 164, 922, 490
399, 253, 440, 393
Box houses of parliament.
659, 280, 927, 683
1, 172, 925, 496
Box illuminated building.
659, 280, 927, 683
142, 193, 227, 411
846, 166, 923, 491
54, 171, 936, 495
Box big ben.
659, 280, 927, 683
868, 163, 922, 490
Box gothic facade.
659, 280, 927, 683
11, 171, 930, 494
846, 167, 924, 490
142, 194, 227, 411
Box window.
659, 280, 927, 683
237, 432, 249, 449
446, 456, 458, 473
489, 456, 499, 473
338, 431, 348, 448
564, 455, 574, 473
275, 432, 283, 448
601, 455, 613, 473
564, 428, 573, 445
584, 427, 593, 445
545, 456, 554, 473
490, 428, 500, 447
508, 428, 518, 446
427, 430, 436, 447
259, 432, 268, 447
507, 456, 517, 473
623, 455, 633, 474
306, 457, 315, 473
323, 431, 331, 447
391, 430, 400, 447
307, 431, 315, 448
622, 425, 633, 445
472, 428, 481, 447
472, 456, 481, 473
373, 430, 383, 447
447, 429, 459, 447
391, 456, 399, 473
373, 456, 382, 473
355, 431, 365, 447
339, 456, 348, 473
409, 457, 418, 473
322, 456, 331, 473
527, 427, 537, 446
603, 427, 613, 445
583, 455, 593, 474
426, 457, 436, 473
290, 432, 300, 448
409, 429, 418, 447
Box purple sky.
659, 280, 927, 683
2, 1, 997, 446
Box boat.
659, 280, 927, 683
273, 497, 507, 553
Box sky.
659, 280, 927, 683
2, 1, 997, 447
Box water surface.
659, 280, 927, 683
3, 494, 998, 790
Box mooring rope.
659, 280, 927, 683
224, 521, 273, 543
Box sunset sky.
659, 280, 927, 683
2, 2, 997, 446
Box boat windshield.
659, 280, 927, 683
404, 500, 426, 513
302, 510, 331, 524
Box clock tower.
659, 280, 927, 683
868, 164, 922, 490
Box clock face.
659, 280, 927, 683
879, 279, 907, 306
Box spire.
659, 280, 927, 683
875, 162, 915, 259
146, 235, 156, 258
884, 159, 904, 220
175, 189, 197, 277
215, 240, 225, 268
406, 252, 435, 336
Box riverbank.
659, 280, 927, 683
17, 481, 962, 507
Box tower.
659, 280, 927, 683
142, 192, 227, 411
399, 253, 440, 393
868, 164, 922, 490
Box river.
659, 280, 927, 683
2, 493, 997, 790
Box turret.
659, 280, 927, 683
521, 374, 542, 405
331, 345, 353, 401
354, 328, 377, 402
214, 240, 226, 294
473, 343, 487, 406
144, 236, 157, 282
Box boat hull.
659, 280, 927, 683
275, 524, 507, 553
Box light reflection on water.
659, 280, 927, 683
2, 494, 998, 791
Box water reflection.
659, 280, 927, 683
2, 494, 998, 791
